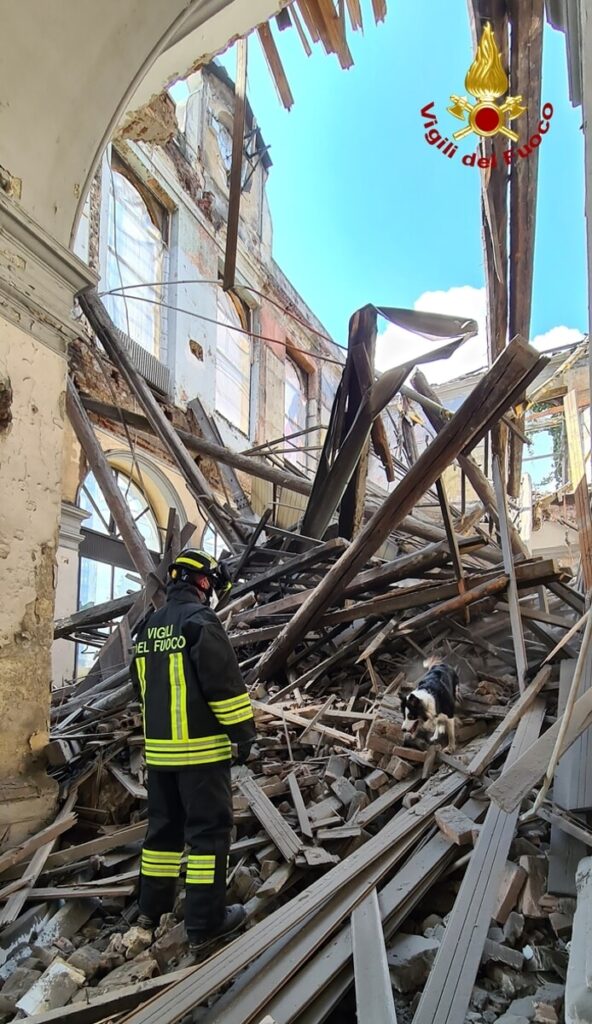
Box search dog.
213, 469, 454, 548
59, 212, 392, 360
400, 660, 459, 752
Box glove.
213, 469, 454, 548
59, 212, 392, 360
234, 741, 253, 765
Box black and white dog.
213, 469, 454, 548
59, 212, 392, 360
400, 662, 459, 752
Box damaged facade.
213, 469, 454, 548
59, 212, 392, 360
4, 2, 592, 1023
54, 61, 350, 685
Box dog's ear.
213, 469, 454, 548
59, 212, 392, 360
400, 694, 407, 713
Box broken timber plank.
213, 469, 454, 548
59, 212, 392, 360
411, 371, 530, 559
0, 789, 78, 927
239, 776, 302, 862
223, 37, 248, 290
338, 305, 378, 540
82, 397, 314, 497
555, 655, 592, 812
66, 380, 158, 590
262, 800, 484, 1024
413, 699, 546, 1024
253, 338, 548, 684
352, 888, 397, 1024
232, 537, 349, 598
487, 680, 592, 812
565, 389, 592, 589
492, 454, 528, 691
466, 665, 550, 776
0, 814, 77, 876
117, 772, 466, 1024
287, 773, 313, 840
257, 23, 294, 109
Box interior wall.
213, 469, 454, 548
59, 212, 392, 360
0, 315, 65, 815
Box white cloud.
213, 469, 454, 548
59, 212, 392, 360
376, 285, 584, 384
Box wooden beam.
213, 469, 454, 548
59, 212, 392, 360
77, 289, 241, 551
54, 593, 135, 638
492, 454, 528, 690
257, 23, 294, 110
253, 338, 547, 683
467, 1, 509, 467
487, 677, 592, 813
466, 665, 550, 775
0, 814, 77, 876
117, 772, 466, 1024
223, 38, 248, 292
338, 306, 378, 539
66, 380, 158, 589
564, 389, 592, 590
436, 476, 468, 622
287, 773, 313, 840
413, 700, 546, 1024
0, 789, 78, 926
352, 889, 397, 1024
239, 776, 302, 862
507, 0, 544, 496
81, 396, 314, 498
411, 371, 530, 559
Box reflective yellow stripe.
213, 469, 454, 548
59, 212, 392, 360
214, 707, 254, 725
169, 652, 189, 742
208, 694, 251, 712
146, 749, 230, 766
136, 657, 147, 737
145, 737, 230, 753
141, 849, 182, 878
187, 855, 215, 865
176, 555, 215, 571
142, 850, 182, 862
144, 734, 232, 767
136, 658, 147, 702
141, 866, 180, 877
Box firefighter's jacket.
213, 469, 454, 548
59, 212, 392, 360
130, 582, 255, 769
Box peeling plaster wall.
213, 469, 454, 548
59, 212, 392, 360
0, 315, 65, 791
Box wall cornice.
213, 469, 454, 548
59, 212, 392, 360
0, 194, 97, 357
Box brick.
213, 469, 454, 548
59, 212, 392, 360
365, 769, 389, 791
325, 755, 347, 781
16, 958, 85, 1015
330, 776, 357, 807
493, 861, 528, 924
481, 938, 524, 971
518, 856, 548, 918
366, 733, 393, 756
434, 806, 478, 846
387, 756, 413, 781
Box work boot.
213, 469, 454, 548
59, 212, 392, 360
188, 904, 247, 954
137, 913, 156, 931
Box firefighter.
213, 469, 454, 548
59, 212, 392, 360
130, 547, 256, 951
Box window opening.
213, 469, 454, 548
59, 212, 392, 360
215, 290, 251, 435
284, 357, 308, 468
76, 470, 161, 675
104, 167, 167, 358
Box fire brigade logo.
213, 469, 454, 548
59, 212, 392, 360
447, 23, 526, 142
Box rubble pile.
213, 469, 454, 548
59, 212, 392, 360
1, 301, 590, 1024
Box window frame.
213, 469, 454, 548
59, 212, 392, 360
104, 158, 169, 359
215, 289, 252, 437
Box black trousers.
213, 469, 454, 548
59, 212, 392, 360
139, 765, 233, 937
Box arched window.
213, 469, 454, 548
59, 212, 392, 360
201, 521, 226, 560
76, 469, 162, 673
104, 168, 166, 357
284, 357, 308, 467
216, 290, 251, 434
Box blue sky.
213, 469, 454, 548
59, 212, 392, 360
218, 0, 587, 377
